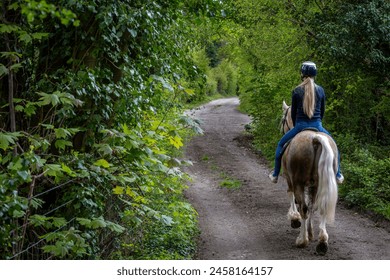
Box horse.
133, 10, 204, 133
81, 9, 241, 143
280, 100, 339, 255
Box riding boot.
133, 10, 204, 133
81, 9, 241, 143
268, 173, 278, 183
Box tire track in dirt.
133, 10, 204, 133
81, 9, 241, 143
184, 97, 390, 260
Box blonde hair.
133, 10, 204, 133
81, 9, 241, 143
299, 77, 315, 118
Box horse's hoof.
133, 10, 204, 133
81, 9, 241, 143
291, 220, 301, 229
296, 237, 309, 248
316, 242, 328, 256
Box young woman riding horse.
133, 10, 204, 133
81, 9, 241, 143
269, 61, 344, 184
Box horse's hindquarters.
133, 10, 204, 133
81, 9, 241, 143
282, 131, 338, 255
283, 131, 320, 186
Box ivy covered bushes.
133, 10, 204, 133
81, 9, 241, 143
0, 0, 209, 259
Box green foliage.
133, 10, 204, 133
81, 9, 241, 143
211, 60, 238, 96
339, 146, 390, 219
0, 0, 209, 259
309, 0, 390, 144
182, 2, 241, 104
186, 46, 239, 103
312, 0, 389, 75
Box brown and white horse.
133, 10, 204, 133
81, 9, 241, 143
281, 101, 338, 255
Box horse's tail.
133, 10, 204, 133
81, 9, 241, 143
313, 134, 338, 224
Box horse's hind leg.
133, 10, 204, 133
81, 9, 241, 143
308, 187, 316, 241
295, 186, 310, 248
316, 216, 329, 255
296, 216, 309, 248
287, 191, 301, 228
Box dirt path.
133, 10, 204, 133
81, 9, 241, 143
184, 97, 390, 260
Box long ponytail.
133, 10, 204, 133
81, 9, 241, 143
299, 77, 315, 119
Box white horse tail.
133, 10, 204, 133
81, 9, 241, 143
313, 134, 338, 224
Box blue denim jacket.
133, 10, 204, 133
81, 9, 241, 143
291, 85, 325, 126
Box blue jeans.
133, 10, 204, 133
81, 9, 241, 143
272, 120, 341, 177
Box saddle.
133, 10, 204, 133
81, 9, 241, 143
281, 127, 319, 154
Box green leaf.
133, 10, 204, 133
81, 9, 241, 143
61, 163, 75, 176
42, 242, 69, 257
122, 123, 131, 135
18, 32, 32, 43
121, 176, 137, 183
24, 102, 37, 116
52, 217, 67, 228
0, 132, 22, 150
113, 186, 124, 195
128, 29, 137, 38
60, 163, 72, 174
106, 221, 125, 233
94, 143, 113, 155
76, 218, 91, 227
42, 245, 56, 254
90, 217, 107, 229
0, 24, 20, 33
15, 105, 24, 112
54, 128, 72, 139
169, 135, 183, 149
161, 215, 174, 226
29, 214, 49, 227
93, 159, 110, 168
184, 88, 195, 95
152, 75, 174, 92
42, 232, 59, 242
31, 32, 49, 40
44, 164, 63, 177
0, 51, 22, 59
17, 170, 31, 182
13, 209, 25, 218
38, 91, 60, 106
0, 64, 8, 76
55, 139, 73, 150
8, 157, 23, 171
40, 123, 54, 130
30, 198, 44, 210
8, 2, 19, 10
10, 63, 22, 72
156, 162, 169, 173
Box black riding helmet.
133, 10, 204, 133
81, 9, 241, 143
301, 61, 317, 77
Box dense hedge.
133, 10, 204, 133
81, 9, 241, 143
0, 0, 217, 259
